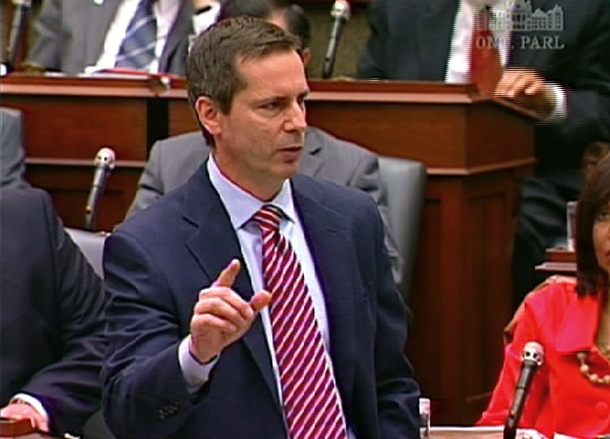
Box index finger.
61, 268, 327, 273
213, 259, 241, 288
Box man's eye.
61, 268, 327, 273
262, 102, 281, 110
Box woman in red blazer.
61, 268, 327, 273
478, 154, 610, 438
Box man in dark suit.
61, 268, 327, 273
357, 0, 610, 305
125, 0, 403, 287
102, 17, 420, 438
26, 0, 219, 75
0, 188, 106, 437
0, 108, 28, 189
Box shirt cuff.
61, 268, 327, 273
10, 393, 50, 422
178, 336, 218, 393
541, 83, 567, 124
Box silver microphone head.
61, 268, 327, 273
331, 0, 351, 21
522, 341, 544, 367
94, 147, 116, 170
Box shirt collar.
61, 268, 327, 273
207, 154, 297, 230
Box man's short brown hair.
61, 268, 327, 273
186, 16, 301, 145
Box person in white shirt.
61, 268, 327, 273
26, 0, 220, 75
357, 0, 610, 307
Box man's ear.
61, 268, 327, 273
195, 96, 222, 137
302, 48, 312, 68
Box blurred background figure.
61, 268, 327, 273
1, 107, 28, 189
0, 188, 107, 437
25, 0, 220, 75
478, 154, 610, 437
356, 0, 610, 308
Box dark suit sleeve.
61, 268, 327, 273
356, 0, 389, 79
125, 140, 166, 219
27, 0, 63, 70
0, 108, 28, 189
555, 0, 610, 150
20, 191, 106, 435
102, 231, 200, 439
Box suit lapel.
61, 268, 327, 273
182, 165, 281, 412
159, 0, 193, 72
84, 0, 122, 67
298, 129, 323, 177
416, 0, 460, 80
291, 176, 357, 407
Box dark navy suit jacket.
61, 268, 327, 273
0, 188, 106, 436
102, 164, 420, 438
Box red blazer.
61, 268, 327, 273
478, 283, 610, 438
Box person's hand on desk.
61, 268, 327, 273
189, 259, 272, 364
494, 68, 558, 119
0, 400, 49, 433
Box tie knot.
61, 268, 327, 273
253, 205, 283, 232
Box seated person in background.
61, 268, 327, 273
0, 107, 28, 189
26, 0, 220, 75
477, 154, 610, 437
357, 0, 610, 308
583, 141, 610, 181
0, 188, 106, 437
125, 0, 403, 288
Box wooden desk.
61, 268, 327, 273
536, 248, 576, 275
1, 76, 536, 425
0, 74, 171, 230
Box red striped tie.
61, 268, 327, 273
253, 205, 348, 439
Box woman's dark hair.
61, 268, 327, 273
218, 0, 311, 49
576, 153, 610, 296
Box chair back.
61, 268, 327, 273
65, 227, 107, 279
378, 156, 427, 303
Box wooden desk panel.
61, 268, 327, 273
1, 75, 167, 230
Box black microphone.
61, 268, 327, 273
503, 341, 545, 439
85, 147, 116, 231
3, 0, 32, 72
321, 0, 351, 79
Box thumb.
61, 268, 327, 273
213, 259, 241, 288
250, 290, 272, 313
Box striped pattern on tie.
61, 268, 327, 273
253, 205, 348, 439
115, 0, 157, 71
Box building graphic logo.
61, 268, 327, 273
481, 0, 564, 32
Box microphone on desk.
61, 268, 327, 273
3, 0, 32, 73
503, 341, 545, 439
85, 147, 116, 231
321, 0, 351, 79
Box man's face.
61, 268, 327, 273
204, 50, 309, 200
